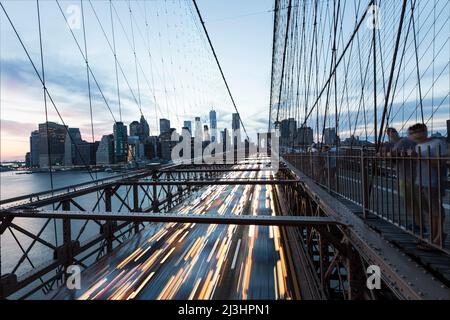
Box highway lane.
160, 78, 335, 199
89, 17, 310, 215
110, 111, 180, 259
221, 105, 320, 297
49, 162, 297, 300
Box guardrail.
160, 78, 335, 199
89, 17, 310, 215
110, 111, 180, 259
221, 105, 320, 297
284, 147, 449, 252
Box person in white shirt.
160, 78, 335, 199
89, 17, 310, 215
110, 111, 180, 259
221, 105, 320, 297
408, 123, 448, 246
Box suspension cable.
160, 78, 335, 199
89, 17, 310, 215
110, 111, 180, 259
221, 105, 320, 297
191, 0, 249, 141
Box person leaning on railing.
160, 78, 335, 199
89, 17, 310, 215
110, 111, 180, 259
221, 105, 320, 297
406, 123, 449, 247
385, 127, 418, 231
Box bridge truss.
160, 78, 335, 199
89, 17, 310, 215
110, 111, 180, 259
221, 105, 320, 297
1, 160, 448, 300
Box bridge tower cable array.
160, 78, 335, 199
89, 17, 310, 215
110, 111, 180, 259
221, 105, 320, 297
269, 0, 449, 146
191, 0, 250, 142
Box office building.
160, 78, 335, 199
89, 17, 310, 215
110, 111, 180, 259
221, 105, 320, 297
160, 118, 171, 135
64, 128, 82, 166
209, 109, 217, 142
160, 128, 178, 161
96, 134, 114, 165
232, 113, 241, 146
74, 141, 98, 165
221, 129, 230, 146
114, 122, 128, 163
129, 121, 141, 137
38, 122, 67, 167
145, 136, 159, 160
128, 135, 145, 162
194, 117, 202, 141
25, 152, 31, 168
183, 120, 192, 134
30, 130, 40, 167
296, 126, 314, 146
232, 113, 240, 130
203, 124, 210, 142
140, 115, 150, 142
324, 127, 337, 146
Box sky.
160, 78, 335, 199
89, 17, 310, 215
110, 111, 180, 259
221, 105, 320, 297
0, 0, 274, 161
1, 1, 448, 162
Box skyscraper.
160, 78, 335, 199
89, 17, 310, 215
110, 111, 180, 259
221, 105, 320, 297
30, 130, 40, 167
160, 118, 170, 135
38, 122, 67, 167
232, 113, 241, 146
232, 113, 240, 130
96, 134, 114, 165
296, 126, 314, 146
114, 122, 128, 163
25, 152, 31, 168
209, 109, 217, 142
221, 128, 230, 148
128, 135, 144, 161
324, 127, 337, 146
140, 115, 150, 142
160, 128, 178, 160
64, 128, 82, 166
74, 141, 98, 166
288, 118, 297, 146
194, 117, 202, 141
129, 121, 141, 137
183, 120, 192, 134
203, 125, 210, 142
447, 120, 450, 144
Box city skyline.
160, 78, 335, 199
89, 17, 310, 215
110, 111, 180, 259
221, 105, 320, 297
0, 0, 274, 161
2, 0, 448, 162
0, 0, 449, 304
23, 109, 249, 167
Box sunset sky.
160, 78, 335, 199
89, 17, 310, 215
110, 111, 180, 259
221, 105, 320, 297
1, 0, 449, 161
0, 0, 274, 161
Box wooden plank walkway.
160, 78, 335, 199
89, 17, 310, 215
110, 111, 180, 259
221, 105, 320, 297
336, 196, 450, 285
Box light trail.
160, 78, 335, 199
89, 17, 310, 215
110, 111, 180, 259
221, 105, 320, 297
52, 160, 296, 300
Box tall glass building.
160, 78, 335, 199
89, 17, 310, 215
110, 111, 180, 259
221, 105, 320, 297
209, 109, 217, 142
114, 122, 128, 163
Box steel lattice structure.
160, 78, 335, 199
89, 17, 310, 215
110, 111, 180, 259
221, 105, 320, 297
269, 0, 450, 146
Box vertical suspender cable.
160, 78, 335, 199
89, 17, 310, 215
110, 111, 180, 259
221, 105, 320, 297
36, 0, 59, 251
110, 0, 122, 122
80, 0, 97, 180
128, 0, 142, 113
36, 0, 54, 196
192, 0, 249, 141
376, 0, 408, 149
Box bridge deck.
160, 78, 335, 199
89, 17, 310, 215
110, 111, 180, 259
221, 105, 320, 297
285, 160, 450, 300
338, 196, 450, 284
45, 163, 303, 300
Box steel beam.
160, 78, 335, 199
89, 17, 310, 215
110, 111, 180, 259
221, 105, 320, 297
0, 210, 345, 227
120, 179, 300, 186
158, 168, 281, 173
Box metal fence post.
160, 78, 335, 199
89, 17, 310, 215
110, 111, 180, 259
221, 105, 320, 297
104, 187, 113, 253
61, 200, 72, 281
133, 184, 140, 233
361, 150, 369, 219
327, 152, 331, 192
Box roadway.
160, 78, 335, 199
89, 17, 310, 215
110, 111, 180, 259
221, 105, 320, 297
49, 161, 298, 300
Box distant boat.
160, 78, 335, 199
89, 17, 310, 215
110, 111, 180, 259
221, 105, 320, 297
104, 168, 113, 173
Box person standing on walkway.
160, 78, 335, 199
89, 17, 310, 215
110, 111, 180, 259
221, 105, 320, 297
387, 128, 417, 230
407, 123, 448, 246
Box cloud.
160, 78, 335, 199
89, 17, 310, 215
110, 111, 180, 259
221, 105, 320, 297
0, 119, 36, 137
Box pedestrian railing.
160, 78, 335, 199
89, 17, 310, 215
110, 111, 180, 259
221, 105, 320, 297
284, 147, 449, 252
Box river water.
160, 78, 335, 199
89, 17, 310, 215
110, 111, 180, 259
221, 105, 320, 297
0, 170, 151, 280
